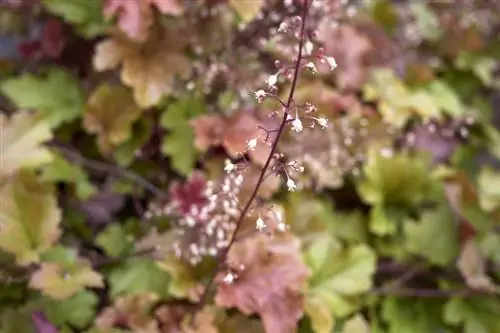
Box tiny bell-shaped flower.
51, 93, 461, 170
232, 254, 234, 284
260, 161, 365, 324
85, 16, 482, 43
223, 272, 236, 284
325, 56, 337, 71
267, 73, 278, 88
278, 21, 288, 33
316, 117, 328, 129
224, 159, 236, 173
291, 117, 303, 132
256, 215, 267, 231
305, 62, 317, 75
254, 89, 266, 103
286, 178, 296, 191
247, 138, 257, 151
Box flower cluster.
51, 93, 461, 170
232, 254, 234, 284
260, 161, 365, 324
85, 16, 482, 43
144, 172, 242, 266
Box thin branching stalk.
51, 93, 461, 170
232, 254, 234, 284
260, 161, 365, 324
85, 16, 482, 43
195, 0, 312, 313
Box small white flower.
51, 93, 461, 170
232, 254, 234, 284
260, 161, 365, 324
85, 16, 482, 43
291, 117, 303, 132
256, 215, 267, 231
306, 62, 317, 75
286, 178, 296, 191
223, 272, 236, 284
224, 159, 236, 173
277, 222, 288, 232
254, 89, 266, 103
304, 40, 314, 56
278, 21, 288, 33
247, 138, 257, 151
325, 56, 337, 71
316, 117, 328, 129
267, 73, 278, 87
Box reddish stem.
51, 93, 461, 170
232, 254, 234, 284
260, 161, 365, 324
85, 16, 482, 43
195, 0, 312, 312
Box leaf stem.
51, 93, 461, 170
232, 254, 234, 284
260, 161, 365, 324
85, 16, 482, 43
49, 141, 164, 197
195, 0, 312, 312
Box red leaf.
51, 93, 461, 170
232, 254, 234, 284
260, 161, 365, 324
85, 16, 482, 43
169, 171, 208, 217
215, 234, 310, 333
40, 19, 65, 59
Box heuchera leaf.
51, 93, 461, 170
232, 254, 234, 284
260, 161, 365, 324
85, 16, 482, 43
228, 0, 264, 25
404, 205, 459, 266
40, 151, 97, 200
36, 291, 99, 329
96, 224, 133, 257
30, 246, 104, 300
215, 234, 310, 333
381, 297, 445, 333
0, 171, 61, 266
1, 68, 85, 128
41, 0, 107, 38
92, 28, 190, 107
341, 314, 370, 333
457, 239, 499, 293
444, 297, 500, 333
0, 112, 53, 180
304, 235, 376, 330
477, 166, 500, 213
160, 96, 205, 175
363, 69, 440, 127
83, 84, 143, 156
108, 257, 170, 299
358, 149, 442, 236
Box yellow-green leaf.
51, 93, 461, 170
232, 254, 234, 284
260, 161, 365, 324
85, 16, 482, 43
83, 84, 142, 156
0, 171, 61, 266
0, 112, 53, 180
228, 0, 264, 24
30, 246, 103, 300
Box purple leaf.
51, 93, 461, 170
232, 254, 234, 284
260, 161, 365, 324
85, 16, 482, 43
31, 312, 58, 333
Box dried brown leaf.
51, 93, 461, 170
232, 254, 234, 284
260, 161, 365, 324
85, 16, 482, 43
457, 239, 499, 293
215, 234, 310, 333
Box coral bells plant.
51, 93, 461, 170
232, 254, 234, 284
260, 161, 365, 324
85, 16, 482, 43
3, 0, 500, 333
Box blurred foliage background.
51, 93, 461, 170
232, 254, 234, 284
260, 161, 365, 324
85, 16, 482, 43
1, 0, 500, 332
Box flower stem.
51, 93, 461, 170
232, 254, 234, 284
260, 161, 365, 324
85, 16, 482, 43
195, 0, 312, 313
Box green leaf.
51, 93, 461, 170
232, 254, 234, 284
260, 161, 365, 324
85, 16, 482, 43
358, 149, 442, 236
0, 307, 35, 333
38, 291, 99, 328
404, 206, 459, 266
42, 0, 107, 38
358, 149, 439, 207
30, 246, 104, 300
1, 68, 85, 128
96, 224, 134, 257
108, 257, 170, 298
40, 151, 96, 200
425, 80, 466, 116
363, 69, 440, 127
305, 236, 376, 322
0, 112, 53, 180
381, 297, 445, 333
160, 96, 205, 175
113, 117, 153, 167
444, 297, 500, 333
305, 294, 335, 333
477, 166, 500, 213
409, 3, 442, 41
0, 171, 61, 266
